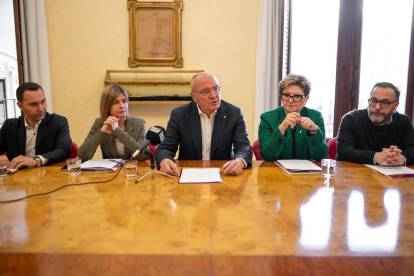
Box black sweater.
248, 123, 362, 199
336, 109, 414, 165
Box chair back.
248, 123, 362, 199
149, 144, 158, 158
70, 142, 79, 158
253, 139, 262, 160
327, 137, 337, 159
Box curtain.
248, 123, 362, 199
19, 0, 53, 112
254, 0, 282, 140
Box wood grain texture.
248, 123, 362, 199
1, 160, 413, 275
0, 253, 210, 276
211, 256, 414, 276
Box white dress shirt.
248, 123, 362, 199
197, 105, 217, 160
24, 117, 47, 165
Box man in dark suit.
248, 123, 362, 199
0, 82, 71, 169
156, 72, 252, 176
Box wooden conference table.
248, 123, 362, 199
0, 160, 413, 276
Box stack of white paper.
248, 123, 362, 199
81, 159, 123, 172
276, 160, 322, 174
179, 168, 222, 183
364, 164, 414, 179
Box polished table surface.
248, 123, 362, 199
0, 160, 413, 276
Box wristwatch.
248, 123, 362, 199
33, 156, 42, 167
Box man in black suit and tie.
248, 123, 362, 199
0, 82, 71, 169
156, 72, 252, 176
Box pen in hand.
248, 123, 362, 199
157, 171, 177, 179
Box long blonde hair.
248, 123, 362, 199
99, 84, 129, 123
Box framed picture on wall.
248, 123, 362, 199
127, 1, 183, 68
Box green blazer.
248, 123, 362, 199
258, 106, 328, 161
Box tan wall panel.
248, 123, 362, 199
45, 0, 259, 158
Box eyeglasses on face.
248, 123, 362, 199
280, 92, 305, 102
368, 98, 398, 109
192, 86, 221, 96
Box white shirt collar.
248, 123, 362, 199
196, 104, 218, 118
24, 116, 42, 129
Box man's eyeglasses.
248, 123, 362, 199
280, 92, 305, 102
192, 86, 221, 96
368, 98, 398, 109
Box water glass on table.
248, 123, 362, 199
124, 160, 138, 178
321, 159, 336, 178
67, 158, 81, 176
0, 159, 8, 179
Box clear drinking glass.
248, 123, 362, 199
321, 159, 336, 178
67, 158, 81, 176
124, 160, 138, 178
0, 159, 8, 178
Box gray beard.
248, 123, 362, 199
368, 108, 392, 126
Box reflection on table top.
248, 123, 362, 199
0, 160, 413, 276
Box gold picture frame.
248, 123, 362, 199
128, 1, 183, 68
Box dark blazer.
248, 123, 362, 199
0, 112, 72, 165
156, 100, 253, 168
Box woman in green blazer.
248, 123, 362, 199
259, 74, 328, 161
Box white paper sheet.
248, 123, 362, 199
179, 168, 222, 184
276, 159, 322, 173
364, 164, 414, 178
81, 159, 123, 171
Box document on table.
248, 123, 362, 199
61, 159, 123, 173
80, 159, 123, 172
179, 168, 222, 184
364, 164, 414, 179
276, 159, 322, 174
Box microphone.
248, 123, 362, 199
131, 126, 166, 158
131, 140, 151, 159
145, 126, 165, 146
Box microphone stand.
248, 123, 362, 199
150, 151, 156, 180
135, 151, 165, 183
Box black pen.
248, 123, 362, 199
109, 159, 123, 165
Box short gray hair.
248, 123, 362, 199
371, 82, 400, 101
278, 74, 311, 97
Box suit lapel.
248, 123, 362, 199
210, 103, 228, 158
105, 132, 118, 158
18, 117, 26, 155
35, 113, 49, 151
185, 103, 202, 159
294, 107, 310, 156
123, 118, 134, 157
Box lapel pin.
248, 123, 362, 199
224, 115, 226, 119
